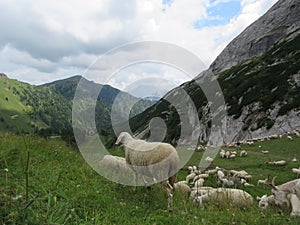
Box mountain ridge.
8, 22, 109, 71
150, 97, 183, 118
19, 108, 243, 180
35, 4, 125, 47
0, 74, 154, 136
129, 0, 300, 144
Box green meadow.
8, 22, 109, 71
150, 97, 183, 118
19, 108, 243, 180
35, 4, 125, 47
1, 134, 300, 224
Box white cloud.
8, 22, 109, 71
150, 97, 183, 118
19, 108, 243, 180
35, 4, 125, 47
0, 0, 278, 95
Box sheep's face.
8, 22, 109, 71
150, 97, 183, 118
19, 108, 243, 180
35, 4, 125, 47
258, 195, 268, 209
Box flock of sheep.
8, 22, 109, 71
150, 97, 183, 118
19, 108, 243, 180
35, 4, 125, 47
98, 130, 300, 217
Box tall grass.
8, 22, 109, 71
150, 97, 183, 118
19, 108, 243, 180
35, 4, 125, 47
0, 134, 300, 224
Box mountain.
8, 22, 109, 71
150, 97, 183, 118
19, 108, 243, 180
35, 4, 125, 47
129, 0, 300, 144
0, 75, 154, 136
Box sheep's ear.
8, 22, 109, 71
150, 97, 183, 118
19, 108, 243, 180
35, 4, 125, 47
256, 196, 261, 201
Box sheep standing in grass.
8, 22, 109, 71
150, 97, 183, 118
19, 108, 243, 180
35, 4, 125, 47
257, 178, 268, 185
115, 132, 179, 211
292, 168, 300, 178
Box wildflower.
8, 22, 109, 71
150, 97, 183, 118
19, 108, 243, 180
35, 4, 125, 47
76, 184, 80, 188
4, 168, 8, 172
12, 194, 22, 201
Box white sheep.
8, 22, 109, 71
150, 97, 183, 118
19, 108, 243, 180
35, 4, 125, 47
205, 169, 217, 175
186, 172, 197, 183
229, 154, 236, 159
217, 170, 225, 179
265, 176, 300, 217
257, 178, 268, 185
194, 178, 205, 188
266, 160, 287, 166
244, 182, 254, 187
225, 151, 230, 158
99, 155, 135, 183
292, 157, 298, 162
219, 149, 226, 158
219, 177, 234, 187
115, 132, 179, 211
191, 187, 253, 207
287, 135, 293, 140
174, 181, 191, 195
205, 156, 214, 163
292, 168, 300, 178
257, 194, 275, 209
261, 150, 269, 154
192, 174, 209, 183
240, 150, 248, 157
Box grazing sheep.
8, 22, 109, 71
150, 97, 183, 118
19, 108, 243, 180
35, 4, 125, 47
292, 168, 300, 178
265, 176, 300, 217
257, 178, 268, 185
229, 154, 236, 159
217, 170, 225, 179
191, 187, 253, 207
206, 169, 217, 175
192, 174, 209, 183
194, 178, 205, 188
261, 150, 269, 154
205, 156, 214, 163
186, 172, 197, 183
188, 166, 193, 172
219, 177, 234, 187
240, 150, 248, 157
99, 155, 135, 183
244, 182, 254, 187
257, 194, 275, 209
225, 151, 230, 159
174, 181, 191, 195
292, 157, 298, 162
266, 160, 287, 166
219, 149, 226, 158
287, 135, 293, 140
115, 132, 179, 211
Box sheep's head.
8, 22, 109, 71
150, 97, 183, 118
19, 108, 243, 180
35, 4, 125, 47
257, 195, 269, 209
257, 194, 275, 209
266, 176, 291, 209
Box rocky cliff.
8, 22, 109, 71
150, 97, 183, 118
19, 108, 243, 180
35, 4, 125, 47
210, 0, 300, 74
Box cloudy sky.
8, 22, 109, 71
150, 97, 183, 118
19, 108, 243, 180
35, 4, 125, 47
0, 0, 278, 97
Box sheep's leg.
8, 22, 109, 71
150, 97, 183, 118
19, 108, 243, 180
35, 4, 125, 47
162, 181, 174, 212
142, 176, 152, 191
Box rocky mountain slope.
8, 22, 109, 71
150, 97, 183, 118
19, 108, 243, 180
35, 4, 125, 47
130, 0, 300, 144
210, 0, 300, 74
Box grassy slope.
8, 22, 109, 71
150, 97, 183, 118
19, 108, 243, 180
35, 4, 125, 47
1, 134, 300, 224
0, 78, 33, 134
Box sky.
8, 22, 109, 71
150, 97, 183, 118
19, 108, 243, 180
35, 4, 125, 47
0, 0, 278, 98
